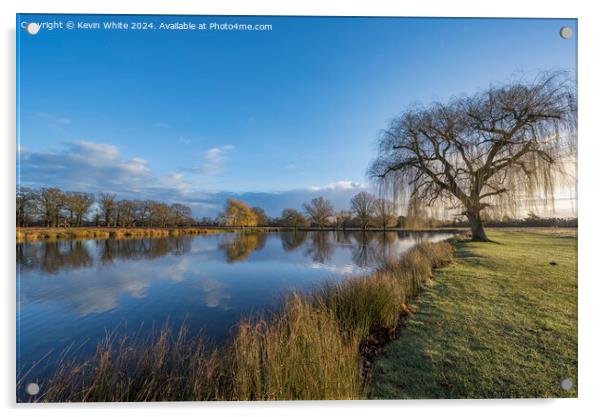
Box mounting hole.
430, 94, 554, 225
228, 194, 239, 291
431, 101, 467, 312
25, 382, 40, 396
560, 378, 573, 391
559, 26, 573, 39
26, 22, 40, 35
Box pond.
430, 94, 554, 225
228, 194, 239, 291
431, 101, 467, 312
16, 230, 452, 376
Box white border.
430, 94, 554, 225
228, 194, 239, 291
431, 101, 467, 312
2, 1, 600, 416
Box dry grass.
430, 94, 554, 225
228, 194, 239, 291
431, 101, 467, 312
19, 240, 454, 402
16, 227, 280, 242
232, 295, 361, 400
21, 326, 230, 402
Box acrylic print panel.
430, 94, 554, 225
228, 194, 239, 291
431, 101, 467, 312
16, 14, 577, 402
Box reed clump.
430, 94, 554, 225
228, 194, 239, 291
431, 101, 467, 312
232, 295, 361, 400
24, 326, 230, 402
20, 240, 454, 402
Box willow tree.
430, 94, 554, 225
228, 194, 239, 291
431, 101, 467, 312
369, 73, 576, 241
223, 199, 258, 227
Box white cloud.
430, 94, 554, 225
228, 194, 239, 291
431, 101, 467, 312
286, 164, 297, 170
18, 141, 371, 218
19, 140, 183, 198
195, 145, 235, 175
308, 180, 364, 191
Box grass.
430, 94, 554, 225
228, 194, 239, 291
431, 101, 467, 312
232, 295, 362, 400
16, 226, 281, 242
369, 230, 578, 399
19, 240, 454, 402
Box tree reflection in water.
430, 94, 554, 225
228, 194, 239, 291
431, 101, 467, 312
99, 237, 193, 265
280, 230, 308, 252
17, 240, 93, 274
304, 231, 335, 263
16, 231, 417, 274
219, 233, 268, 263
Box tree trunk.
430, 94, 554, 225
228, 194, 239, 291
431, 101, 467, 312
466, 210, 489, 242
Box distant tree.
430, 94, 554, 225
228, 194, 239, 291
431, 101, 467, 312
171, 203, 193, 226
140, 200, 156, 226
117, 200, 137, 227
303, 197, 334, 228
198, 216, 215, 226
350, 191, 375, 230
281, 208, 308, 229
153, 203, 171, 228
369, 72, 576, 241
38, 188, 65, 227
335, 210, 354, 230
64, 192, 94, 227
372, 198, 397, 229
223, 199, 258, 227
99, 193, 117, 227
16, 186, 37, 227
251, 207, 269, 226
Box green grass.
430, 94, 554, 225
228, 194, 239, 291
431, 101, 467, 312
369, 231, 578, 399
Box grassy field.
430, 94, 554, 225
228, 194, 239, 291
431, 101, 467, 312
369, 230, 578, 399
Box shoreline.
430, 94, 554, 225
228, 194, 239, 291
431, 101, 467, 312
15, 226, 466, 243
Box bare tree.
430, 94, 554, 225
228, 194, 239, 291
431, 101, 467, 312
99, 193, 117, 227
350, 191, 375, 230
251, 207, 269, 226
281, 208, 307, 229
16, 187, 37, 227
171, 203, 193, 226
373, 198, 397, 229
38, 188, 65, 227
65, 192, 94, 227
117, 200, 137, 227
370, 72, 576, 241
303, 197, 334, 228
153, 203, 171, 228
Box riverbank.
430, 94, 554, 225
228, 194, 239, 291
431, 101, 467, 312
19, 239, 454, 402
15, 226, 282, 242
369, 230, 578, 398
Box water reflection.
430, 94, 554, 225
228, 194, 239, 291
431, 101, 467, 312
17, 230, 453, 375
219, 233, 268, 263
99, 237, 192, 264
17, 231, 450, 274
281, 230, 308, 252
305, 232, 334, 263
17, 240, 93, 274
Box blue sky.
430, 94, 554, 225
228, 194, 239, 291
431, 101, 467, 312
17, 15, 577, 217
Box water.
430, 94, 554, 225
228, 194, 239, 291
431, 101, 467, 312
16, 230, 451, 376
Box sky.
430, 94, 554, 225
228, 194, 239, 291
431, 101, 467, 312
17, 15, 577, 217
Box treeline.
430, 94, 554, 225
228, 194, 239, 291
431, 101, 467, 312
16, 187, 438, 230
447, 212, 578, 228
16, 187, 195, 228
19, 187, 571, 230
205, 192, 406, 229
